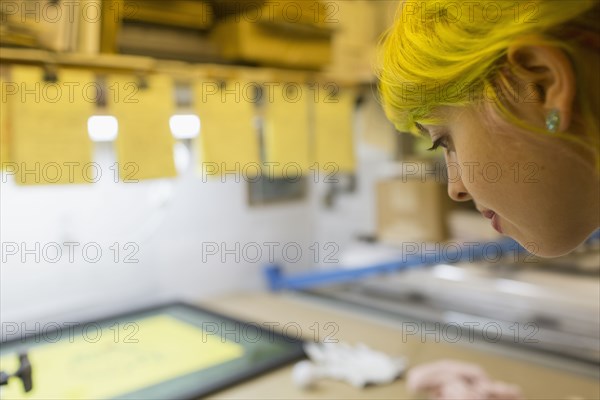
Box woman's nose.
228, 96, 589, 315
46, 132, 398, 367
448, 176, 473, 202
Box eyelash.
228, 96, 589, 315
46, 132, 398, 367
427, 136, 448, 151
415, 123, 449, 152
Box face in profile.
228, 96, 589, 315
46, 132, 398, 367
420, 102, 599, 258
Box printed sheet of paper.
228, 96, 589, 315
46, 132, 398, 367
0, 315, 245, 399
263, 84, 311, 178
7, 66, 94, 184
194, 80, 260, 177
313, 89, 356, 173
109, 74, 177, 181
0, 71, 10, 166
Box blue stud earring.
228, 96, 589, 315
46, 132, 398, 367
546, 109, 560, 133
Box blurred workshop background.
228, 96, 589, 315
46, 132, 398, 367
0, 1, 599, 399
1, 0, 409, 327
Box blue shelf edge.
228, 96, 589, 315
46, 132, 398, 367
264, 230, 600, 292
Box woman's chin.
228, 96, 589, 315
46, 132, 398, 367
510, 230, 590, 259
527, 244, 573, 259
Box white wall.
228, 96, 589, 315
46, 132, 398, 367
0, 144, 315, 328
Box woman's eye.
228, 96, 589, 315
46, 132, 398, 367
427, 137, 448, 151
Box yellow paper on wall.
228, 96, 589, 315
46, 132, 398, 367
0, 71, 11, 167
6, 66, 94, 184
263, 84, 310, 178
314, 89, 356, 173
0, 315, 245, 399
109, 74, 177, 181
194, 80, 260, 178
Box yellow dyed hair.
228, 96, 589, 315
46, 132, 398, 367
378, 0, 600, 161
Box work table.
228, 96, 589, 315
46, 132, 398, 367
201, 292, 600, 399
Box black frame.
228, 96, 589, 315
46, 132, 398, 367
0, 301, 307, 399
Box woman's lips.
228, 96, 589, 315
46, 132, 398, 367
491, 213, 503, 234
482, 210, 503, 234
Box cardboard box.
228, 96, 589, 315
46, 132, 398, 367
123, 1, 214, 30
377, 175, 451, 245
210, 4, 333, 69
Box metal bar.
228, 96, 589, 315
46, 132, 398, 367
265, 237, 524, 291
264, 230, 600, 291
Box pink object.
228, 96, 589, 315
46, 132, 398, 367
406, 359, 523, 400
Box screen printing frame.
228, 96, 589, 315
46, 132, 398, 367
0, 301, 307, 399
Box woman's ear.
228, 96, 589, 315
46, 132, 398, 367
507, 43, 576, 132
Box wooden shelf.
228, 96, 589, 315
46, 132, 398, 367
0, 47, 155, 73
0, 47, 371, 87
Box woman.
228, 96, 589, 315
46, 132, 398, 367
378, 0, 599, 257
